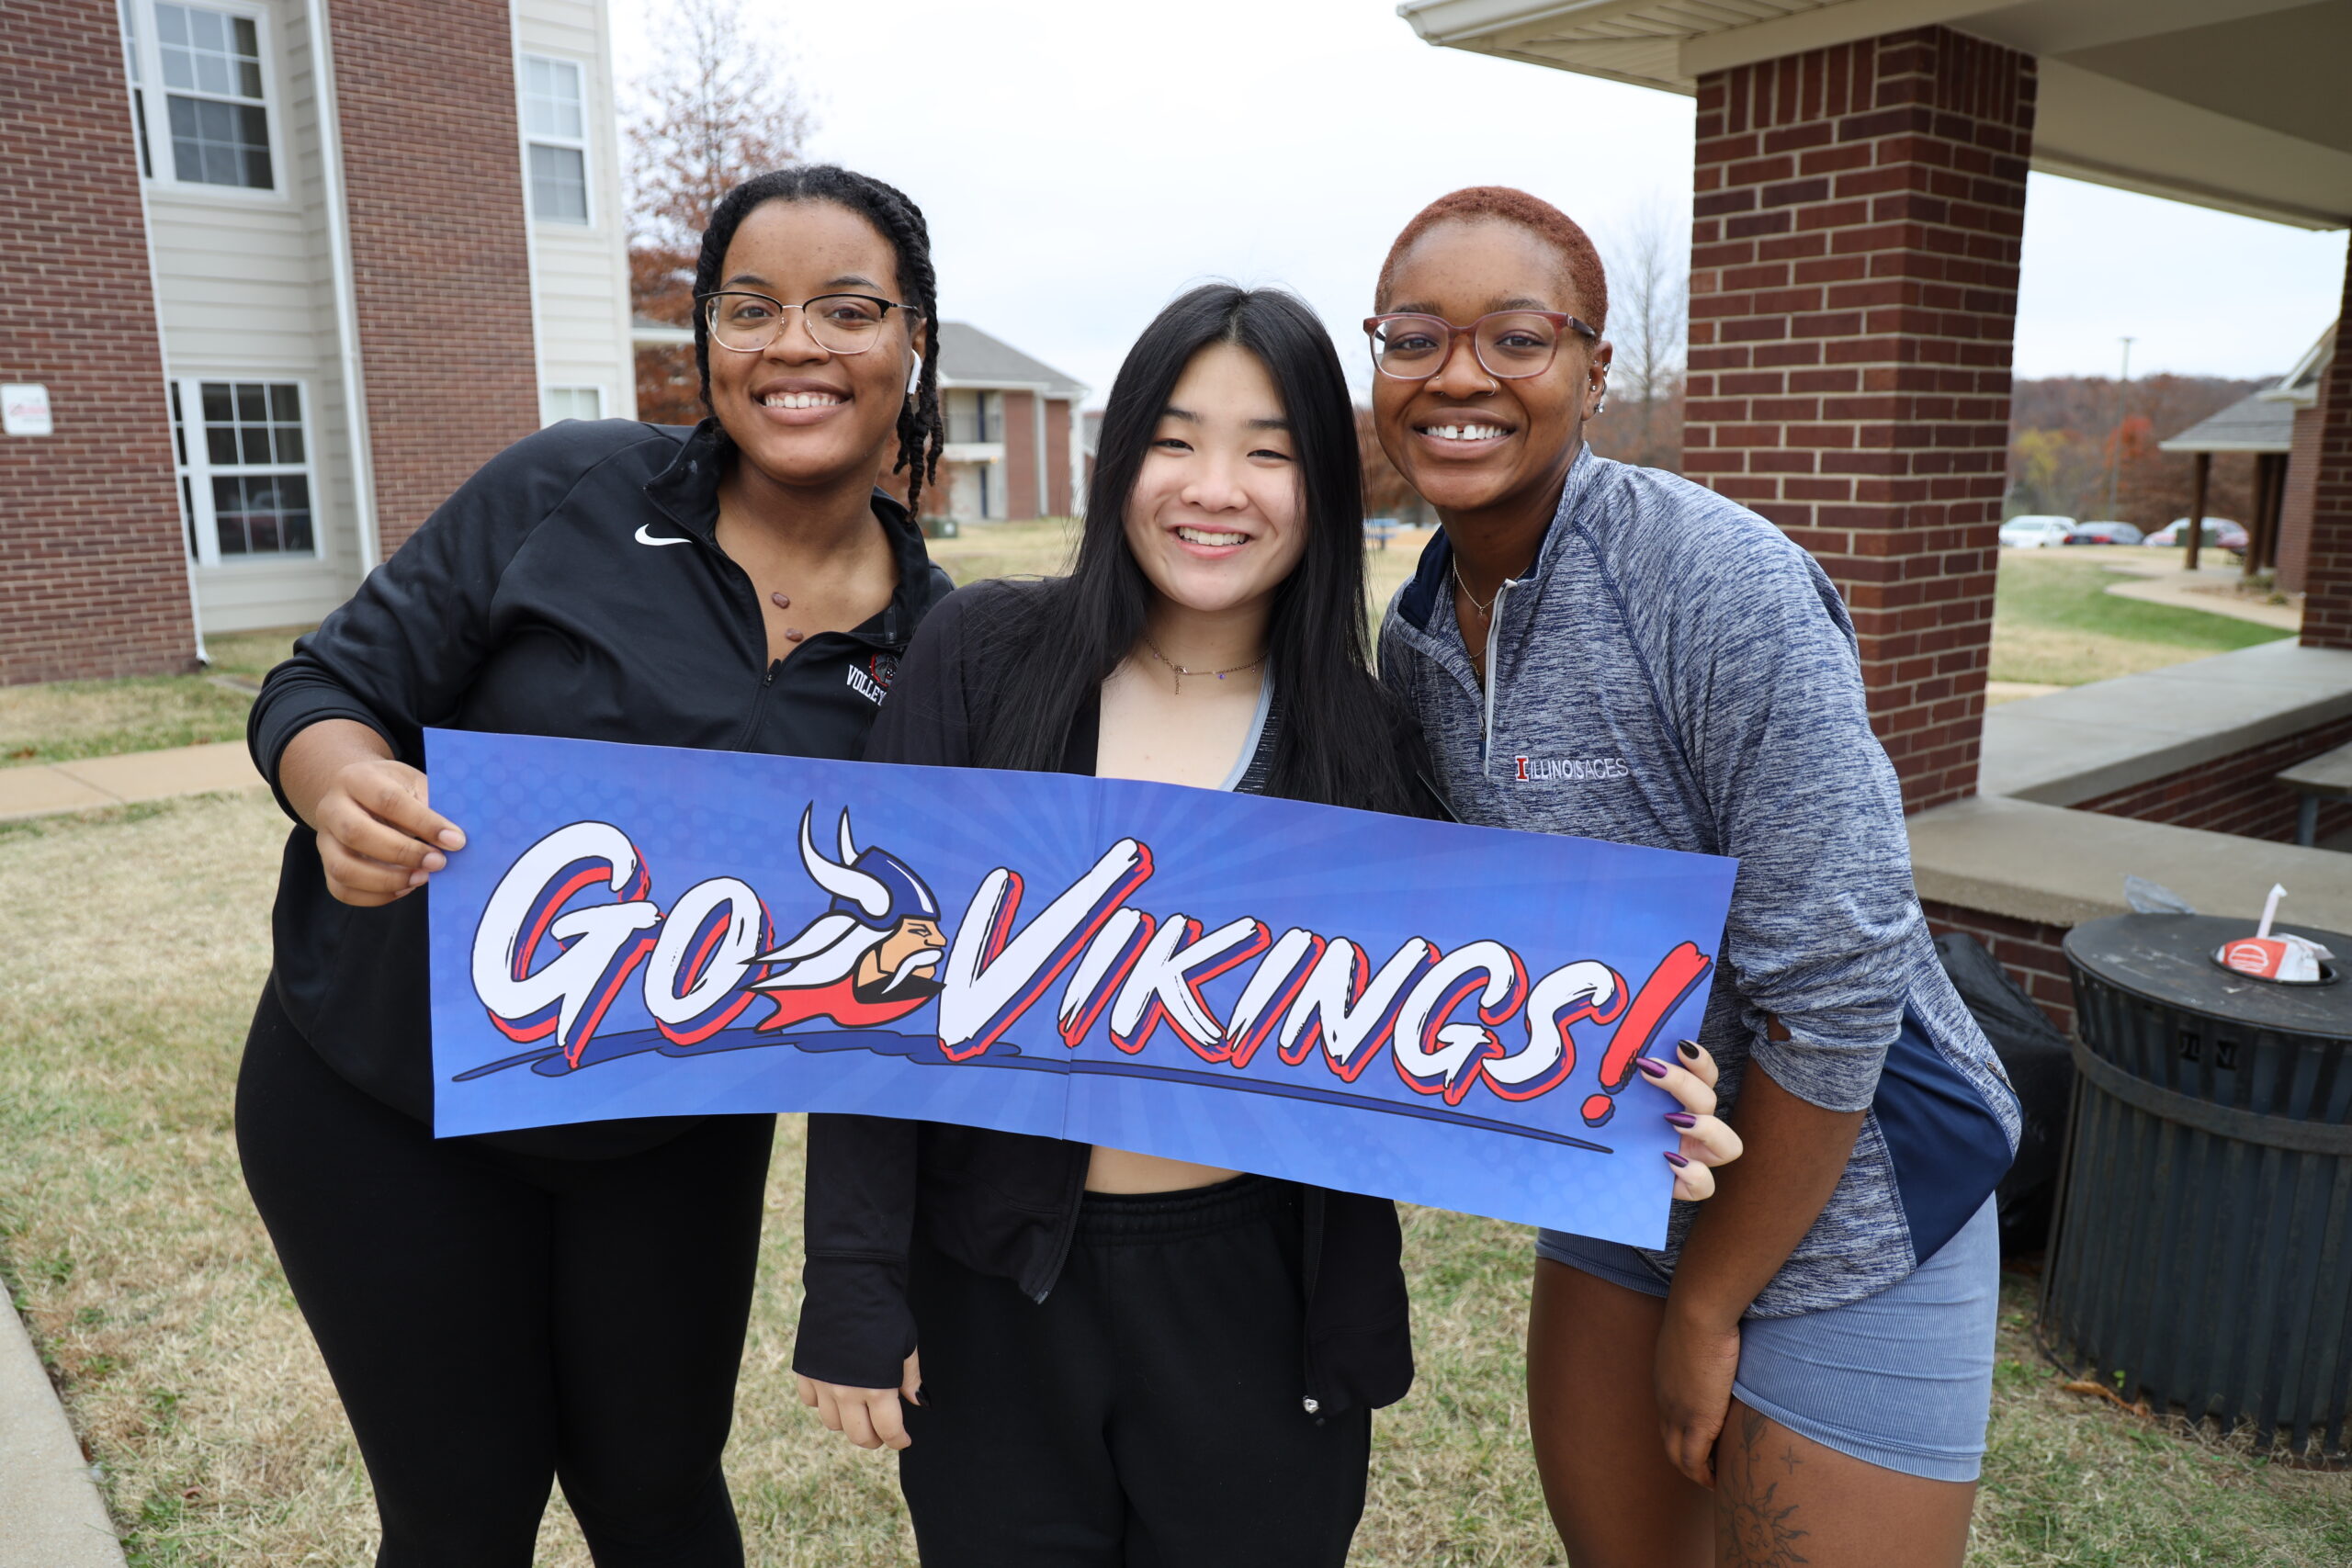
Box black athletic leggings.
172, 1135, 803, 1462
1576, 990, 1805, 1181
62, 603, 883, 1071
235, 986, 775, 1567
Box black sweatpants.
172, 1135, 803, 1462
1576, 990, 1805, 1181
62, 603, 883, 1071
898, 1175, 1371, 1568
234, 986, 775, 1567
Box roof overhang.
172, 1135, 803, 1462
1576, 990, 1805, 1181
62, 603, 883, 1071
936, 374, 1090, 400
630, 319, 695, 348
2260, 321, 2337, 403
1398, 0, 2352, 230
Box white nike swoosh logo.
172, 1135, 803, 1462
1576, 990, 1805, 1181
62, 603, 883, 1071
634, 525, 693, 547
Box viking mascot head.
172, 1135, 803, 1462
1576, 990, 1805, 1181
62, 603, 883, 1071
751, 807, 947, 1031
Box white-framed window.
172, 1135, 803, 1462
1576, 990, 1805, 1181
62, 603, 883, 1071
541, 386, 604, 424
522, 55, 590, 224
169, 378, 320, 565
120, 0, 281, 193
944, 389, 1001, 444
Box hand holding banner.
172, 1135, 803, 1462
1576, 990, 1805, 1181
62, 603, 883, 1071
425, 729, 1736, 1247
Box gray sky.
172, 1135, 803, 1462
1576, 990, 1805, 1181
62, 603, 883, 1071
614, 0, 2347, 403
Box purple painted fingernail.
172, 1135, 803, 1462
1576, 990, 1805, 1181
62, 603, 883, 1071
1665, 1111, 1697, 1129
1663, 1150, 1690, 1168
1637, 1057, 1670, 1080
1678, 1039, 1702, 1060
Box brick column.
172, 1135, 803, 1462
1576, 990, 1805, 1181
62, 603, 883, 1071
332, 2, 539, 558
1686, 28, 2035, 811
1003, 390, 1039, 519
2301, 234, 2352, 649
1046, 399, 1074, 515
0, 0, 194, 685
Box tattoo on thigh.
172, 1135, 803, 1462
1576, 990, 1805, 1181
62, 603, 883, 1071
1719, 1407, 1811, 1566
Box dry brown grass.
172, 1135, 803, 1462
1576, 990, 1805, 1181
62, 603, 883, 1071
924, 517, 1080, 589
0, 680, 254, 768
0, 627, 307, 771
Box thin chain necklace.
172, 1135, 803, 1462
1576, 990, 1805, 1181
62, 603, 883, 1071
1141, 636, 1266, 694
1451, 558, 1498, 621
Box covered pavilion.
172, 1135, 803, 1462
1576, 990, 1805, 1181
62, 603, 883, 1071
1398, 0, 2352, 1021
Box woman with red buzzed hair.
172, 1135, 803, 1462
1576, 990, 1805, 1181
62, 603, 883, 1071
1368, 186, 2018, 1568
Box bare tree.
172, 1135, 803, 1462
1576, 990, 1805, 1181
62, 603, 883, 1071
626, 0, 815, 420
1586, 198, 1688, 472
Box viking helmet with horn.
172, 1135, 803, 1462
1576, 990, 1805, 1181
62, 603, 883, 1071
753, 807, 943, 984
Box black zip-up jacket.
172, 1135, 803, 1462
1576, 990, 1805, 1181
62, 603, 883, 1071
792, 581, 1446, 1416
247, 417, 953, 1156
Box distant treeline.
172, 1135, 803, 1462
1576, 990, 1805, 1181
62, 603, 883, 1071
1474, 372, 2276, 535
2004, 374, 2272, 526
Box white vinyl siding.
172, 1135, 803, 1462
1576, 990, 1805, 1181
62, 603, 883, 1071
516, 1, 636, 421
139, 0, 361, 629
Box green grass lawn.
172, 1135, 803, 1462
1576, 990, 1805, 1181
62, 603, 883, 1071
1991, 556, 2292, 686
0, 627, 307, 769
2, 793, 2345, 1565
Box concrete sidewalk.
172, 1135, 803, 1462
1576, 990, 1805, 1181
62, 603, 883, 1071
1, 1298, 126, 1568
2096, 555, 2302, 630
0, 742, 264, 822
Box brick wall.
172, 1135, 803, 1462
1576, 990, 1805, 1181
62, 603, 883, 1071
332, 1, 538, 558
1687, 28, 2035, 811
2277, 404, 2320, 595
0, 0, 195, 685
2068, 711, 2352, 844
1922, 899, 2075, 1036
2304, 232, 2352, 649
1046, 398, 1073, 515
1003, 390, 1039, 519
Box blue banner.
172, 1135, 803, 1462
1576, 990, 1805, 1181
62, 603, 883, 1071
425, 729, 1736, 1247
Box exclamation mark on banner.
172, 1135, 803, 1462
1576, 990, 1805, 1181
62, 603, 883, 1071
1580, 942, 1713, 1127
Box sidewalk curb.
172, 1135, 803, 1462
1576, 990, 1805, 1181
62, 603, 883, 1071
0, 1294, 128, 1568
0, 741, 266, 823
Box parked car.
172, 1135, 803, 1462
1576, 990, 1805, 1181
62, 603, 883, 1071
2064, 521, 2145, 546
2145, 517, 2248, 550
1998, 514, 2076, 548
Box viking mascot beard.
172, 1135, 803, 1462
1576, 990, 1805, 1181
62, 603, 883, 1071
752, 807, 948, 1032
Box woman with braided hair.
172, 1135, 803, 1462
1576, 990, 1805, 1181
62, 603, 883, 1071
235, 165, 953, 1565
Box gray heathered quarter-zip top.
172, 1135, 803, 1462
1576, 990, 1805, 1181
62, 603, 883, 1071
1378, 446, 2018, 1317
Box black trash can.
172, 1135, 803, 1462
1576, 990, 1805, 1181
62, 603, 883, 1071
2042, 913, 2352, 1457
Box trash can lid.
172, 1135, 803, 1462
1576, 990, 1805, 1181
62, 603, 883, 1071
2064, 914, 2352, 1039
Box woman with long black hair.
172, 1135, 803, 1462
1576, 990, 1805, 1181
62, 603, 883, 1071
789, 283, 1741, 1566
235, 165, 953, 1566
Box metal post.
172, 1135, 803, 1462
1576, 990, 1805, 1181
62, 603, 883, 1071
2186, 450, 2210, 571
2247, 453, 2282, 581
2103, 336, 2134, 522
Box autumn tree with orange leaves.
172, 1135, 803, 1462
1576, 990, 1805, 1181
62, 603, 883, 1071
627, 0, 815, 423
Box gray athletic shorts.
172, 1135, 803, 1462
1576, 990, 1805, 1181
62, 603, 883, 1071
1535, 1196, 2000, 1483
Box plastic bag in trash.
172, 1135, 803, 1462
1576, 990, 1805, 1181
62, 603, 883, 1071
1932, 932, 2072, 1257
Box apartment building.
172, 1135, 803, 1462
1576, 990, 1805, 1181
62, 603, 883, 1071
932, 321, 1087, 524
2, 0, 632, 683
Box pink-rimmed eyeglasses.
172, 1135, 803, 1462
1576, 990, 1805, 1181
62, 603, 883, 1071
1363, 310, 1598, 381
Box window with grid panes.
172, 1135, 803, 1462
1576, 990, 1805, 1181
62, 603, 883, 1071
541, 387, 604, 424
151, 2, 272, 189
171, 380, 316, 560
523, 56, 589, 222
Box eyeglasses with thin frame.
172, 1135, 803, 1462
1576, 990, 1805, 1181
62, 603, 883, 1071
1363, 310, 1599, 382
696, 290, 921, 355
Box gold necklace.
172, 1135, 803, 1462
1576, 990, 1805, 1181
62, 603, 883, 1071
1141, 636, 1266, 694
1451, 558, 1497, 620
